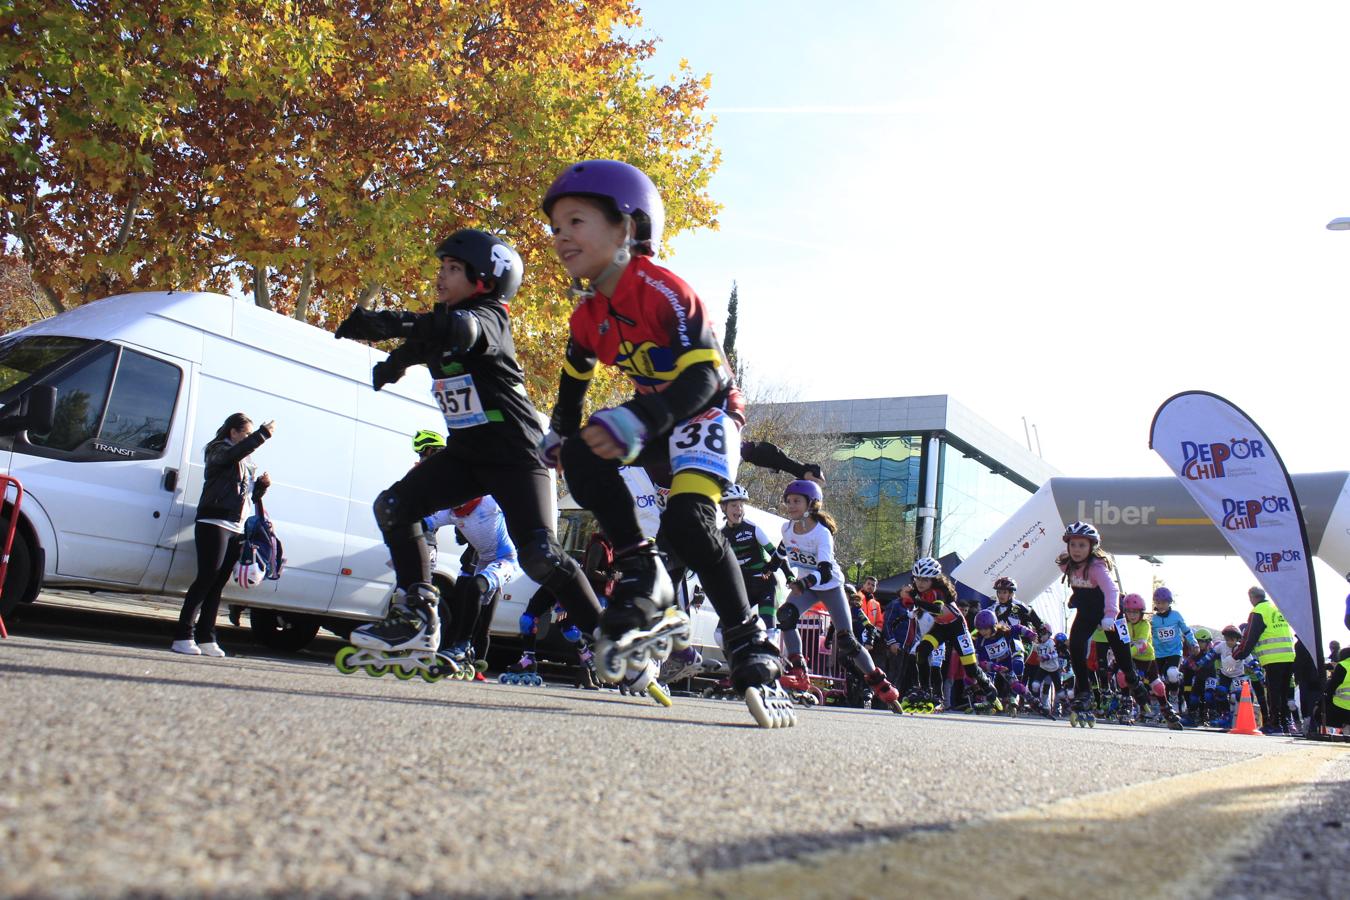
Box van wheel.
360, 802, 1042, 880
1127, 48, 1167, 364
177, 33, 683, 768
0, 518, 34, 619
248, 608, 321, 652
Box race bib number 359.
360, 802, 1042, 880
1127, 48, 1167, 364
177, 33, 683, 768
670, 408, 740, 482
432, 375, 488, 429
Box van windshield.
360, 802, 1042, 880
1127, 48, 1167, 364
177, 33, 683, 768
0, 336, 95, 400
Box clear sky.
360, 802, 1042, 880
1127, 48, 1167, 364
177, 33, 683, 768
634, 1, 1350, 649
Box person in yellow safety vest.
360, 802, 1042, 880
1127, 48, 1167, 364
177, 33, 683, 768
1326, 648, 1350, 729
1233, 586, 1297, 734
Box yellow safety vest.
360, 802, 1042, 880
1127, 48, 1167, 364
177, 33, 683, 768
1333, 660, 1350, 712
1251, 600, 1295, 665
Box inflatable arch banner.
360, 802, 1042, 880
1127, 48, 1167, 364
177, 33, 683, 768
952, 470, 1349, 656
1149, 391, 1322, 665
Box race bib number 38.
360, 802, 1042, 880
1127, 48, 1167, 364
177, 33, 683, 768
669, 408, 740, 482
432, 375, 488, 429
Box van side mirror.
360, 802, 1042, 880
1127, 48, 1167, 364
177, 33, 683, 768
0, 385, 57, 438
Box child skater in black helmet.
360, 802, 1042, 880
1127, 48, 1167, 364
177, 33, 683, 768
334, 229, 602, 667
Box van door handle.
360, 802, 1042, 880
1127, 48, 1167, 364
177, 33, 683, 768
163, 468, 178, 492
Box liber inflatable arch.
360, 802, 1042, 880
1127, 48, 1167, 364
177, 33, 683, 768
952, 471, 1350, 604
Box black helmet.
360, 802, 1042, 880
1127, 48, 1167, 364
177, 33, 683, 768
434, 229, 523, 301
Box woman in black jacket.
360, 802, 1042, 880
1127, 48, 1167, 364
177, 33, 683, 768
172, 412, 275, 656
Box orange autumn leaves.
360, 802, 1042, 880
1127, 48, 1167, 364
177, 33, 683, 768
1, 0, 720, 405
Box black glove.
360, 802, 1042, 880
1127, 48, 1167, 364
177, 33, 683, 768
802, 462, 824, 481
335, 307, 401, 342
372, 359, 404, 391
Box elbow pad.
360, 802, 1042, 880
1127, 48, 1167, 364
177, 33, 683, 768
404, 306, 483, 355
816, 562, 832, 584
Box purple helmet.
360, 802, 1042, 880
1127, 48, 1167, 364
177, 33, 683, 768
783, 479, 822, 505
974, 609, 997, 630
1152, 587, 1173, 604
541, 160, 664, 255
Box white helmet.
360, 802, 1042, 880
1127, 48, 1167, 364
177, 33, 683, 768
911, 556, 943, 578
1062, 521, 1101, 545
721, 483, 750, 503
235, 559, 266, 588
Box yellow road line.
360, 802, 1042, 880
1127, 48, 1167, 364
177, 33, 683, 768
1156, 517, 1213, 526
612, 746, 1345, 900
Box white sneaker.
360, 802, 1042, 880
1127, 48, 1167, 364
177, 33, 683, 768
171, 640, 201, 655
197, 642, 227, 658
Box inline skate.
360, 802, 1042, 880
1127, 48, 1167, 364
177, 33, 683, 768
1133, 680, 1183, 730
1069, 694, 1097, 728
592, 543, 689, 683
865, 669, 903, 714
335, 583, 459, 682
901, 687, 939, 714
659, 646, 705, 685
616, 658, 673, 707
724, 618, 795, 728
779, 654, 825, 707
498, 651, 544, 686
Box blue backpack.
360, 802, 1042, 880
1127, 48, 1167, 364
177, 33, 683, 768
236, 499, 285, 588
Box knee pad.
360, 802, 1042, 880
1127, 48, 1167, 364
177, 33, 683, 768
836, 630, 862, 661
373, 488, 417, 536
777, 603, 801, 632
518, 612, 537, 637
1010, 657, 1025, 679
1151, 678, 1168, 699
656, 493, 726, 570
562, 623, 584, 645
1115, 670, 1129, 691
1167, 666, 1182, 684
518, 528, 580, 590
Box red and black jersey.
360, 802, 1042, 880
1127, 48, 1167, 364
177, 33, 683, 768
551, 258, 744, 437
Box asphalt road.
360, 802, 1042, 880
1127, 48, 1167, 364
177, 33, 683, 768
2, 595, 1347, 899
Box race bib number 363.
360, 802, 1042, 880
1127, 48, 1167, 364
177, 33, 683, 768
432, 375, 488, 429
669, 408, 740, 482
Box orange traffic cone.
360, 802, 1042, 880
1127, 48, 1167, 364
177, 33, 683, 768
1229, 680, 1262, 736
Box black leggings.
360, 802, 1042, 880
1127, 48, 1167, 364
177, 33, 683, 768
561, 437, 753, 630
384, 444, 600, 633
176, 522, 243, 642
1069, 603, 1140, 698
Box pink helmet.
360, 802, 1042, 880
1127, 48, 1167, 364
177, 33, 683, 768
1122, 593, 1146, 612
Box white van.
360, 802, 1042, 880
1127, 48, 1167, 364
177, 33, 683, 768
0, 291, 549, 649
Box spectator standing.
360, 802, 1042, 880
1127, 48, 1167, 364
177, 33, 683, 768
1232, 586, 1297, 734
173, 413, 274, 657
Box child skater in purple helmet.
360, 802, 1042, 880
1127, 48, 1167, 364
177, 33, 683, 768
538, 159, 795, 729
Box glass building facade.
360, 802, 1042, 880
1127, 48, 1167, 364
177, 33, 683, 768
763, 396, 1055, 582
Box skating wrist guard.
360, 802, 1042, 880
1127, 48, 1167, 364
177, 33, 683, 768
587, 406, 648, 464
537, 428, 564, 468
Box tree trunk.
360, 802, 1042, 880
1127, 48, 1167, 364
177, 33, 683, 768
355, 282, 380, 309
293, 259, 314, 321
253, 265, 272, 310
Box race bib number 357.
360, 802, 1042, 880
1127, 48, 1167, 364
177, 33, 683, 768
432, 375, 488, 429
669, 408, 740, 482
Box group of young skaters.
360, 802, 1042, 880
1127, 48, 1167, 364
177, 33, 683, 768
323, 155, 1318, 735
331, 158, 842, 728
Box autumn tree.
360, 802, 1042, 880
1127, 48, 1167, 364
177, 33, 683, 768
1, 0, 720, 408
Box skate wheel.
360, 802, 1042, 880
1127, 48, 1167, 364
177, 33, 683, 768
528, 675, 543, 687
650, 635, 672, 660
334, 646, 360, 675
647, 682, 673, 708
365, 664, 388, 677
595, 642, 627, 683
392, 663, 416, 681
419, 667, 443, 683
